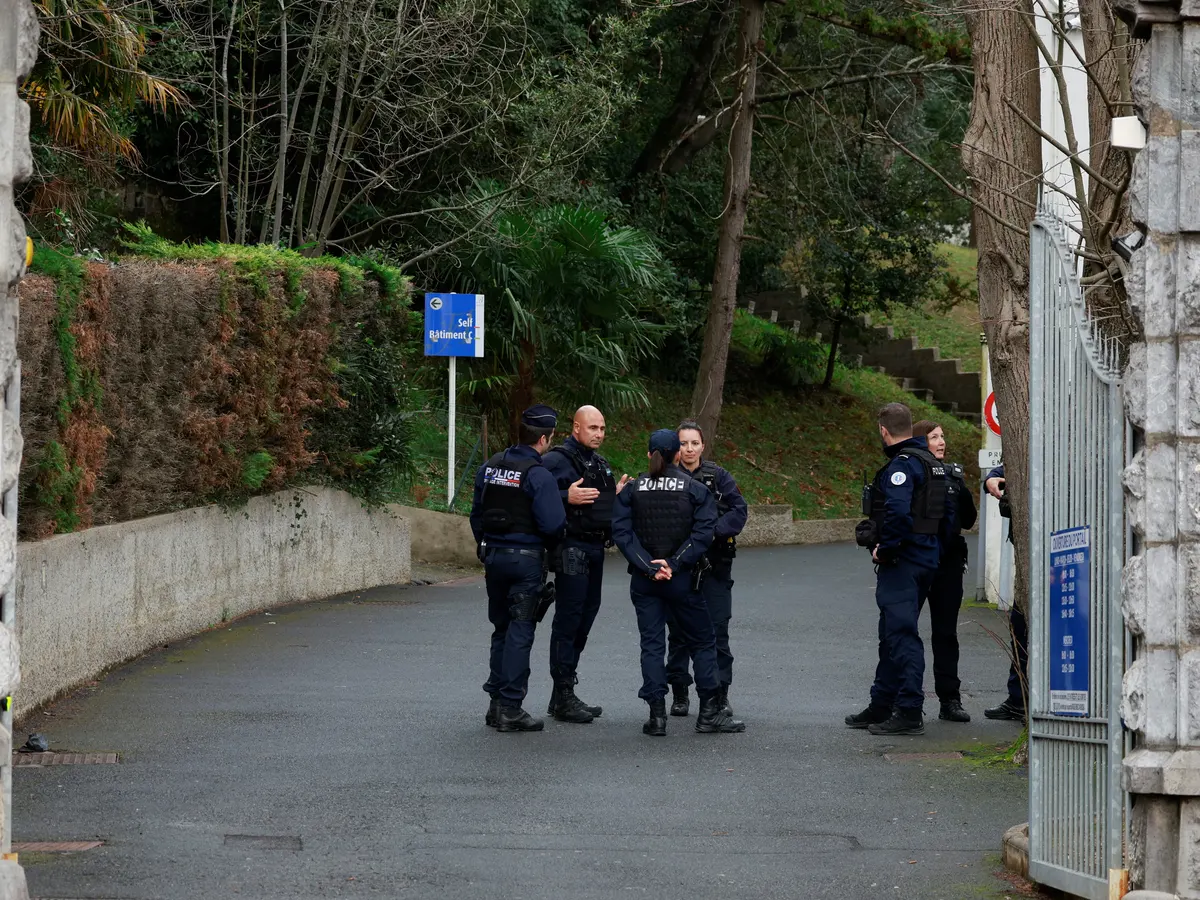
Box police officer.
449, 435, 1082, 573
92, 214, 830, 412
542, 405, 631, 723
847, 403, 946, 736
982, 464, 1027, 721
665, 419, 748, 718
612, 429, 745, 737
470, 404, 567, 733
912, 420, 977, 723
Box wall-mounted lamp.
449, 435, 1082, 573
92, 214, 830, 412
1111, 116, 1147, 150
1111, 227, 1147, 263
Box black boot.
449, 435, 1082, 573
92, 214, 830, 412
485, 695, 500, 728
695, 694, 745, 733
867, 709, 924, 735
496, 705, 545, 732
984, 700, 1025, 721
844, 705, 891, 729
574, 679, 603, 718
643, 699, 667, 736
550, 683, 594, 724
670, 684, 690, 717
939, 700, 971, 723
718, 685, 734, 716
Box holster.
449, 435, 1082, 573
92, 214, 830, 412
559, 545, 590, 577
691, 556, 712, 592
476, 539, 488, 564
535, 581, 556, 622
510, 591, 540, 623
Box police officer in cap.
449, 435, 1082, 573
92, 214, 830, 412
847, 403, 947, 736
611, 429, 745, 737
542, 405, 631, 723
470, 404, 566, 732
665, 419, 748, 718
912, 420, 977, 723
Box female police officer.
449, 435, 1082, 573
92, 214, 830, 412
665, 420, 748, 718
611, 429, 745, 737
912, 420, 977, 723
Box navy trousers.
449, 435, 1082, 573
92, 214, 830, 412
1006, 604, 1029, 709
919, 563, 964, 703
482, 548, 545, 706
549, 540, 605, 684
870, 560, 936, 713
630, 572, 718, 703
666, 558, 734, 688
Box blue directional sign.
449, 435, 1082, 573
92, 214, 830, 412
424, 293, 484, 358
1048, 526, 1090, 717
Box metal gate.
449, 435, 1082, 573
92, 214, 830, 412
1027, 204, 1126, 899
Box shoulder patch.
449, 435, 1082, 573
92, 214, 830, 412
890, 471, 908, 486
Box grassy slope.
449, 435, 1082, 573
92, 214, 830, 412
877, 244, 983, 373
593, 369, 982, 520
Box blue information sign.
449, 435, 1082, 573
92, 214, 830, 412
424, 293, 484, 358
1048, 526, 1090, 716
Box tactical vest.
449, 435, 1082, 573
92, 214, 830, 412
546, 443, 616, 538
693, 460, 737, 559
865, 447, 948, 535
943, 463, 966, 537
629, 471, 694, 559
479, 450, 540, 536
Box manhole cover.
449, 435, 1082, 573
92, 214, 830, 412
13, 752, 119, 767
13, 841, 103, 852
883, 751, 964, 762
224, 834, 302, 851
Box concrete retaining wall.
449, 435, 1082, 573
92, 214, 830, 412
15, 487, 411, 717
396, 502, 858, 564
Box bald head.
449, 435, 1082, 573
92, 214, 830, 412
573, 405, 607, 450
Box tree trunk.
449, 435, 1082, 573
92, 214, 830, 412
823, 316, 842, 389
270, 0, 288, 246
961, 0, 1042, 614
510, 338, 536, 444
689, 0, 765, 448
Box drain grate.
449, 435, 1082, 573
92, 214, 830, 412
13, 841, 103, 852
883, 751, 964, 762
224, 834, 302, 851
13, 752, 119, 767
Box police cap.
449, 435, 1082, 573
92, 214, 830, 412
648, 428, 681, 456
521, 404, 558, 429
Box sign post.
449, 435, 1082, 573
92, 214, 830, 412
424, 293, 485, 506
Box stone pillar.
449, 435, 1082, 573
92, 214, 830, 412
0, 1, 35, 897
1116, 0, 1200, 895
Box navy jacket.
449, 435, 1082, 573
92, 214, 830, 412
987, 464, 1005, 481
611, 465, 717, 577
875, 436, 941, 570
469, 444, 566, 548
939, 462, 977, 568
684, 459, 748, 539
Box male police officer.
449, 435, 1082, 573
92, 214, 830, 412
470, 404, 566, 733
847, 403, 947, 736
542, 405, 631, 723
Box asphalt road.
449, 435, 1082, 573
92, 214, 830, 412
15, 543, 1029, 900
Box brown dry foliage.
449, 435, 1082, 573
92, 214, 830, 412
17, 260, 372, 538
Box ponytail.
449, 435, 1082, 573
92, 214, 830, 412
648, 450, 667, 478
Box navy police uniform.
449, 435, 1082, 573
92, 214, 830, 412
981, 464, 1028, 719
920, 460, 977, 713
612, 430, 744, 736
852, 436, 947, 731
469, 405, 566, 730
665, 459, 747, 705
542, 435, 618, 720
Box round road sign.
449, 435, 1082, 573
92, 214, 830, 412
984, 392, 1001, 436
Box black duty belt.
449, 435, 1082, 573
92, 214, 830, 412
492, 547, 544, 559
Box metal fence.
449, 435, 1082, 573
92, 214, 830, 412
1027, 204, 1126, 898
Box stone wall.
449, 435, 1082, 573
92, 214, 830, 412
15, 487, 411, 718
1115, 0, 1200, 894
1, 0, 37, 890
